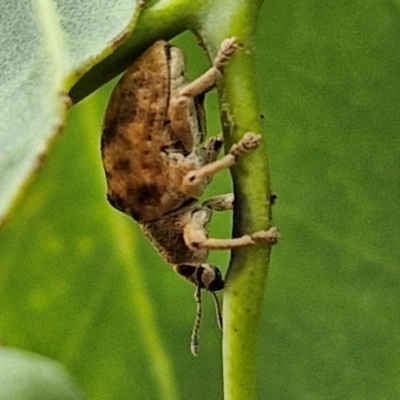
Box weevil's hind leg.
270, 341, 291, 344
181, 132, 262, 197
190, 286, 202, 356
202, 193, 234, 211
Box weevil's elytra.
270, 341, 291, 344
102, 42, 170, 220
102, 40, 204, 222
101, 37, 279, 355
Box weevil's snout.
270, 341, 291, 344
175, 263, 224, 291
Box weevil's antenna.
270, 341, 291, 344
211, 292, 223, 330
190, 286, 202, 356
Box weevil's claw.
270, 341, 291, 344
251, 227, 280, 245
229, 132, 262, 159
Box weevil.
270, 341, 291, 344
101, 38, 279, 355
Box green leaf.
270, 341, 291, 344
0, 0, 143, 226
1, 1, 400, 400
0, 347, 85, 400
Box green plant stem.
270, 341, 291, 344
196, 1, 273, 400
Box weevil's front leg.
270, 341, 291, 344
202, 193, 234, 211
181, 132, 261, 196
183, 208, 280, 251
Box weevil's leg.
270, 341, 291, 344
168, 39, 238, 151
203, 193, 276, 211
204, 192, 275, 211
182, 208, 210, 247
201, 133, 224, 163
183, 208, 280, 250
181, 132, 261, 196
185, 226, 280, 250
172, 38, 238, 105
189, 134, 225, 190
202, 193, 234, 211
190, 286, 202, 356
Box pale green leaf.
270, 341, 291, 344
0, 0, 142, 226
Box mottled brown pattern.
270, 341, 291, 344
101, 41, 206, 222
114, 158, 131, 171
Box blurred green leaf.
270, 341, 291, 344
258, 1, 400, 398
1, 1, 400, 399
0, 347, 85, 400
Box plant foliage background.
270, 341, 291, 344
1, 1, 399, 399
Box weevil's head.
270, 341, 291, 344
175, 263, 224, 292
175, 263, 224, 356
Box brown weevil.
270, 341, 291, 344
101, 38, 279, 355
